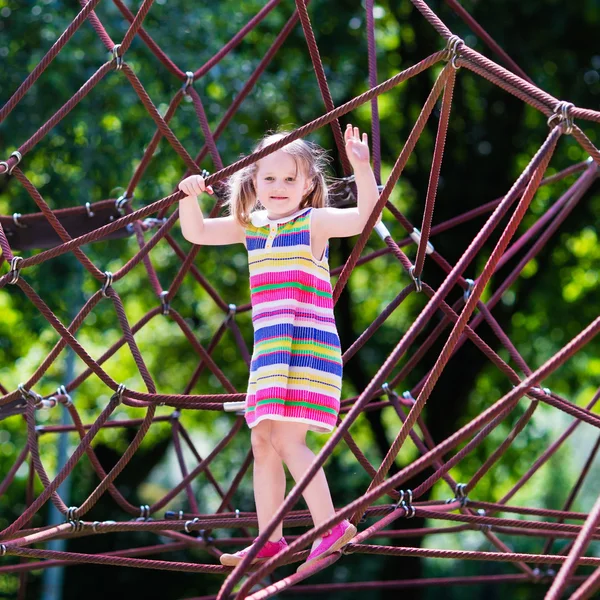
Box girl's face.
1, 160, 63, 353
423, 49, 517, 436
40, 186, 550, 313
254, 149, 313, 219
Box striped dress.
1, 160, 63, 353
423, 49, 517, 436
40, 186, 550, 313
244, 206, 343, 433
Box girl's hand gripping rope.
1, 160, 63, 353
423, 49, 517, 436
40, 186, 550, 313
178, 173, 214, 198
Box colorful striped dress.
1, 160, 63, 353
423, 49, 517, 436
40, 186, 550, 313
244, 206, 343, 433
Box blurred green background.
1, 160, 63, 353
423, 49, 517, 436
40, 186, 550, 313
0, 1, 599, 598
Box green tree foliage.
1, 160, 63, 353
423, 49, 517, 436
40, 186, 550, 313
0, 1, 599, 599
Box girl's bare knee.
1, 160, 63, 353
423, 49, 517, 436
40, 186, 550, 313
251, 420, 276, 460
270, 422, 308, 459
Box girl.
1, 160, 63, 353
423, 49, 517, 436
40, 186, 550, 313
178, 124, 379, 572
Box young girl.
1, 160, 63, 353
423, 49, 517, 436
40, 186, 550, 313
178, 124, 379, 572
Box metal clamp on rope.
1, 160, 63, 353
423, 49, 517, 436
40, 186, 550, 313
382, 382, 399, 402
476, 508, 492, 532
112, 44, 123, 70
69, 519, 84, 533
85, 202, 95, 218
0, 151, 22, 176
142, 217, 167, 230
235, 508, 240, 519
12, 213, 27, 229
0, 544, 6, 557
112, 383, 126, 404
455, 483, 468, 507
91, 520, 116, 533
102, 271, 113, 297
18, 383, 45, 409
463, 278, 475, 303
409, 227, 434, 255
183, 70, 195, 93
160, 290, 170, 315
66, 506, 80, 527
227, 303, 237, 321
339, 174, 356, 203
184, 517, 200, 533
547, 101, 574, 135
57, 384, 73, 408
138, 505, 151, 520
445, 34, 465, 70
115, 193, 132, 215
532, 386, 551, 397
409, 265, 422, 293
394, 489, 415, 518
198, 529, 214, 544
374, 221, 391, 241
8, 256, 23, 285
402, 390, 416, 405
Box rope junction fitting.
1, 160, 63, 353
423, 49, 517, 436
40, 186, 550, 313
111, 44, 123, 70
0, 150, 22, 175
12, 212, 27, 228
445, 34, 465, 70
547, 101, 575, 135
463, 278, 475, 302
183, 70, 195, 93
0, 2, 599, 597
115, 194, 132, 215
8, 256, 23, 284
394, 489, 416, 518
160, 290, 170, 315
409, 265, 422, 292
101, 271, 113, 297
409, 227, 434, 254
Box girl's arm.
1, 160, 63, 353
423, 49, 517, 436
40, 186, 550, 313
313, 125, 381, 240
178, 175, 245, 246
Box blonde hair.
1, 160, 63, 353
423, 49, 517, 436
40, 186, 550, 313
224, 131, 331, 227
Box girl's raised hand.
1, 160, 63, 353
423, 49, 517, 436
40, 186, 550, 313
345, 124, 370, 169
178, 174, 214, 197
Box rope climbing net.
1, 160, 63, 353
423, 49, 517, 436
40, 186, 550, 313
1, 1, 600, 598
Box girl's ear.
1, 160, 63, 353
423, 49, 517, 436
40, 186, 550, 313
303, 177, 314, 197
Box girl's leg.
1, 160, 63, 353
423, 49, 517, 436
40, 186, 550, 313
270, 421, 335, 529
251, 419, 287, 541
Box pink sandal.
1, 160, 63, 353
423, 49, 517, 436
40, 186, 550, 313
296, 520, 357, 573
219, 537, 288, 567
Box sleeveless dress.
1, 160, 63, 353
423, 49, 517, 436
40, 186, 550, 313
244, 206, 343, 434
